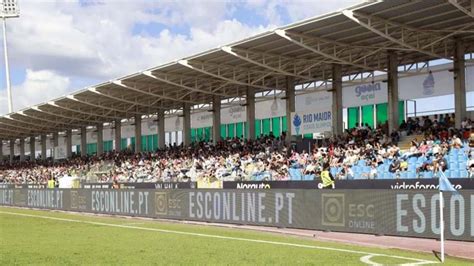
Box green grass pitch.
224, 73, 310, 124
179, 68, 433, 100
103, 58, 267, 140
0, 206, 472, 265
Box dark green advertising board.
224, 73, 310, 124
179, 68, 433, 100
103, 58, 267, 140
1, 189, 472, 241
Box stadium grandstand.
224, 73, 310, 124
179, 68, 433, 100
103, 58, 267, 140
2, 1, 474, 264
1, 0, 473, 187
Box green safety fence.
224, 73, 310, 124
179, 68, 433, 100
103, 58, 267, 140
347, 107, 360, 129
361, 104, 375, 128
272, 117, 281, 137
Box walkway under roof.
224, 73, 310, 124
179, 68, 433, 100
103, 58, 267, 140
1, 0, 474, 139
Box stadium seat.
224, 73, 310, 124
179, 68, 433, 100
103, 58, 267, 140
460, 170, 468, 178
289, 168, 302, 181
450, 163, 459, 170
451, 170, 460, 178
407, 171, 416, 179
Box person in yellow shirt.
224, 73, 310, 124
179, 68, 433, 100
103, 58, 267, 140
47, 176, 55, 189
320, 163, 335, 189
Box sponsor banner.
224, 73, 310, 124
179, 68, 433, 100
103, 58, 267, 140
221, 105, 246, 124
255, 98, 286, 119
192, 111, 213, 129
165, 116, 184, 132
295, 91, 332, 111
1, 189, 473, 241
81, 182, 197, 189
291, 109, 333, 135
197, 180, 223, 189
332, 178, 474, 190
343, 82, 388, 108
399, 68, 453, 100
223, 181, 318, 189
3, 178, 472, 190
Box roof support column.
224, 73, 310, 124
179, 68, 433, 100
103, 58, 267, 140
19, 138, 25, 162
285, 76, 295, 144
97, 123, 104, 156
246, 86, 256, 140
65, 130, 72, 159
213, 95, 221, 144
134, 115, 142, 153
29, 137, 35, 161
331, 64, 343, 136
41, 135, 47, 161
9, 139, 14, 163
454, 39, 466, 128
53, 132, 59, 147
0, 141, 3, 162
183, 103, 191, 146
114, 119, 122, 152
387, 52, 399, 133
157, 110, 165, 150
80, 127, 87, 157
52, 132, 58, 161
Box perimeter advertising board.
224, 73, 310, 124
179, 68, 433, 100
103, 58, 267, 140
1, 189, 472, 241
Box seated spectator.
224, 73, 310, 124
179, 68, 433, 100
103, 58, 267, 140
362, 163, 377, 180
338, 164, 354, 180
389, 157, 401, 178
451, 134, 462, 149
467, 154, 474, 179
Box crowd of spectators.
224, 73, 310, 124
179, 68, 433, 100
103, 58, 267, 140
0, 114, 473, 185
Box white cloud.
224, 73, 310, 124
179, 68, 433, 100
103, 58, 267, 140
1, 0, 360, 115
0, 69, 70, 115
6, 1, 271, 81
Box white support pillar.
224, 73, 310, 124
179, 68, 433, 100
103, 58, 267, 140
454, 39, 466, 128
65, 130, 72, 159
80, 127, 87, 157
246, 86, 256, 140
29, 136, 35, 161
97, 123, 104, 156
53, 132, 59, 148
0, 141, 3, 162
52, 132, 58, 160
19, 138, 25, 162
285, 76, 296, 143
183, 103, 191, 146
114, 119, 122, 152
157, 111, 165, 150
41, 134, 47, 160
213, 95, 221, 143
134, 114, 142, 153
331, 64, 343, 136
9, 139, 14, 163
387, 52, 399, 133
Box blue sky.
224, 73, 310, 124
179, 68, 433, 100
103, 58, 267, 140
0, 0, 470, 117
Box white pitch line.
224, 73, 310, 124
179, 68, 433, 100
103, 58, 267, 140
0, 211, 438, 265
122, 222, 144, 226
360, 254, 435, 266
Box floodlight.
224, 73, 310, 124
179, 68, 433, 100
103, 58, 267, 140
2, 0, 19, 114
1, 0, 19, 18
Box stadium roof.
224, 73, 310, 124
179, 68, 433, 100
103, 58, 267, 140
1, 0, 474, 140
